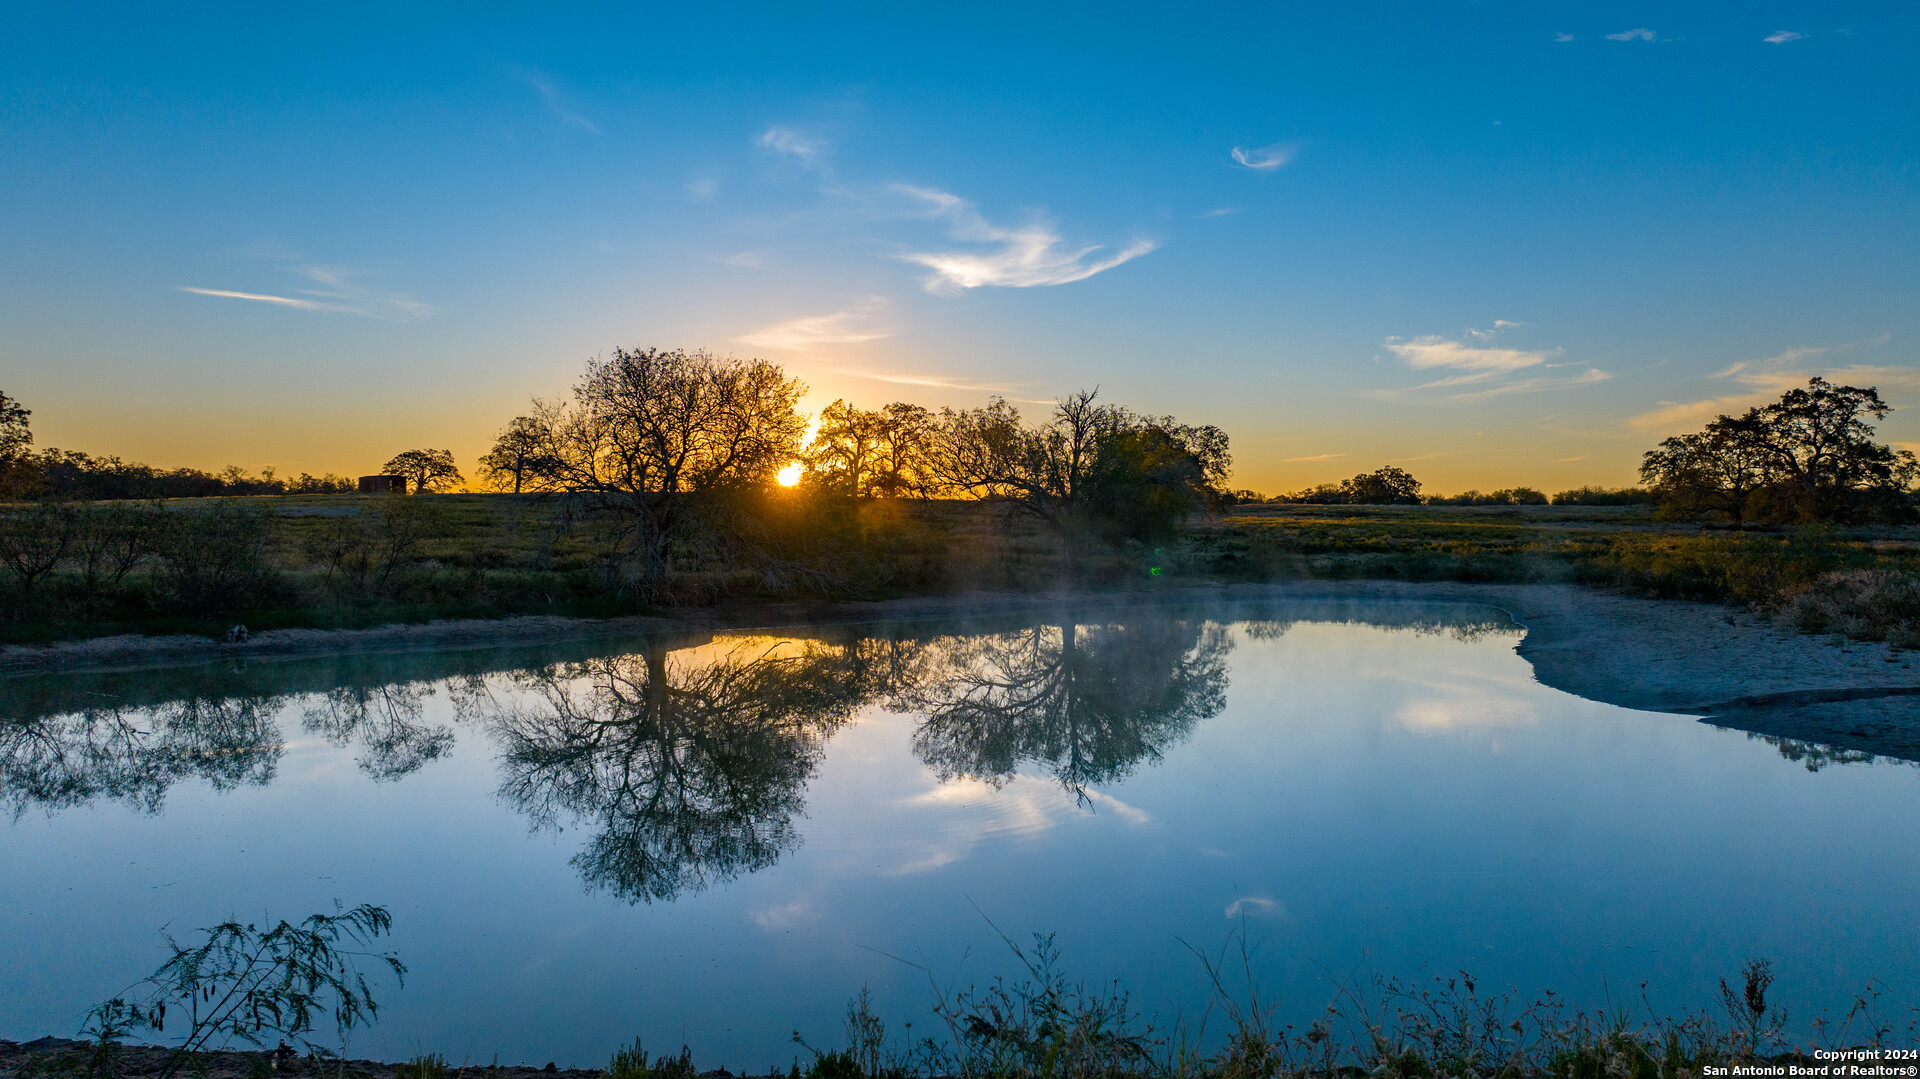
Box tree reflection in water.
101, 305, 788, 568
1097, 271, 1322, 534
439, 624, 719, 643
1, 614, 1237, 897
488, 638, 889, 903
891, 617, 1232, 801
0, 693, 282, 818
302, 683, 454, 782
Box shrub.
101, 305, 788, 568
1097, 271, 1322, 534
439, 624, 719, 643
82, 904, 403, 1079
71, 502, 159, 595
1552, 485, 1654, 506
152, 504, 285, 615
1773, 568, 1920, 644
1579, 528, 1862, 605
0, 501, 78, 591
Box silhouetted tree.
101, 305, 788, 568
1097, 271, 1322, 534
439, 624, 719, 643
381, 448, 464, 494
513, 347, 808, 595
805, 400, 943, 498
477, 416, 555, 494
871, 402, 942, 496
0, 389, 33, 498
936, 390, 1230, 564
1641, 413, 1774, 525
1641, 378, 1918, 524
1341, 466, 1422, 504
805, 399, 884, 496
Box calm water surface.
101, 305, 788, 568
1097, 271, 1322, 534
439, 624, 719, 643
2, 598, 1915, 1067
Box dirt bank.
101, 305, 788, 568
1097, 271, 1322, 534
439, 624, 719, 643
4, 582, 1916, 762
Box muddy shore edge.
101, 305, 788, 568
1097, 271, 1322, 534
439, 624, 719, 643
4, 581, 1917, 761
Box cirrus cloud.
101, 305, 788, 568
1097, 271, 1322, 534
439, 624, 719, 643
890, 184, 1156, 294
1374, 325, 1610, 402
1385, 334, 1563, 373
179, 259, 434, 320
1628, 344, 1920, 433
739, 300, 890, 352
1230, 142, 1298, 171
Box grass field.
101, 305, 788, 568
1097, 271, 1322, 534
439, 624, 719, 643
9, 494, 1920, 646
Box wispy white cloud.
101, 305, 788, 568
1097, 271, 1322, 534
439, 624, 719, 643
833, 368, 1041, 400
179, 259, 434, 321
177, 287, 344, 312
890, 184, 1155, 294
739, 300, 890, 352
1229, 142, 1298, 171
1606, 27, 1657, 41
1764, 30, 1805, 44
1283, 452, 1347, 462
1376, 325, 1608, 402
757, 125, 829, 163
1554, 32, 1575, 42
686, 177, 719, 201
1444, 368, 1612, 401
519, 69, 600, 133
1630, 396, 1757, 432
1628, 344, 1920, 432
1202, 207, 1241, 218
715, 251, 767, 269
1466, 320, 1526, 341
1385, 333, 1563, 374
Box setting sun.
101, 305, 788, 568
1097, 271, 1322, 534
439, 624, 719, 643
776, 462, 803, 487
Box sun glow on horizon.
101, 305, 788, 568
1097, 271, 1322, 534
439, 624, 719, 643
776, 462, 803, 487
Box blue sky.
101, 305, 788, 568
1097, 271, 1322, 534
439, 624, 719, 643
3, 2, 1917, 492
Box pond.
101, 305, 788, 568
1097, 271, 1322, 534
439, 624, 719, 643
2, 596, 1916, 1068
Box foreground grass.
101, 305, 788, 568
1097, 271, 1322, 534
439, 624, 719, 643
9, 943, 1914, 1079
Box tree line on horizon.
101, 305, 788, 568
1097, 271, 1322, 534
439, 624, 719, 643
4, 359, 1916, 534
0, 392, 479, 502
0, 350, 1237, 613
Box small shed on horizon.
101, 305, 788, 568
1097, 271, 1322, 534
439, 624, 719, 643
357, 474, 406, 494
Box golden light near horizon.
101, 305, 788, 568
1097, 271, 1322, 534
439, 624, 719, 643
776, 462, 803, 487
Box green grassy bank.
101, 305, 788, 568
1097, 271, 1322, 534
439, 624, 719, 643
8, 495, 1920, 647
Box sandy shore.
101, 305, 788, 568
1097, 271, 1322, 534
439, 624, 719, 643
4, 581, 1917, 761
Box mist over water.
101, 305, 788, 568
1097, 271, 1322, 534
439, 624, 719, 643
2, 599, 1915, 1068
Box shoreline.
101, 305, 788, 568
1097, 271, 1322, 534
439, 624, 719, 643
0, 1038, 620, 1079
4, 581, 1917, 762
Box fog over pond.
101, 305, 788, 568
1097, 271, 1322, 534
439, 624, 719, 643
2, 598, 1915, 1067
